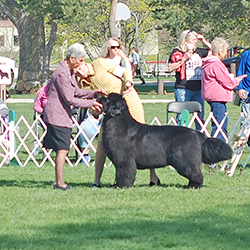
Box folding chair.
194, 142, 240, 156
71, 107, 102, 164
224, 111, 250, 176
71, 107, 88, 160
166, 101, 202, 123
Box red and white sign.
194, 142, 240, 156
0, 65, 11, 85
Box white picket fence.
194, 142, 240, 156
0, 111, 249, 169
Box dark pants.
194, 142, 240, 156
208, 101, 228, 141
133, 64, 145, 84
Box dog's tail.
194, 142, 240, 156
201, 138, 233, 164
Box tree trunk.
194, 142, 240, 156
109, 0, 118, 38
0, 0, 47, 83
82, 41, 94, 61
18, 13, 45, 82
41, 19, 57, 85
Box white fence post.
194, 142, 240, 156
0, 111, 248, 171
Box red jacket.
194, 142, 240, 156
170, 50, 186, 80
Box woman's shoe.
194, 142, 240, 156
149, 178, 161, 187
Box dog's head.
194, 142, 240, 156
96, 93, 127, 118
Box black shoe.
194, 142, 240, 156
149, 178, 161, 187
140, 82, 146, 85
90, 183, 102, 188
53, 184, 72, 190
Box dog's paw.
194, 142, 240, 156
183, 184, 201, 189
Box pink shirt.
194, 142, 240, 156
202, 54, 238, 102
33, 83, 50, 114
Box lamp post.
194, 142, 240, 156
131, 12, 139, 53
115, 3, 139, 52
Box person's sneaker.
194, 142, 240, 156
82, 155, 91, 164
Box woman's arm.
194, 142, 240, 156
56, 71, 95, 109
214, 61, 247, 90
237, 51, 248, 92
168, 51, 192, 72
197, 34, 211, 50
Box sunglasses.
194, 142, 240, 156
111, 45, 120, 49
187, 30, 198, 37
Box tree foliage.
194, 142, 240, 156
3, 0, 250, 83
55, 0, 157, 58
119, 0, 157, 49
56, 0, 110, 50
151, 0, 250, 53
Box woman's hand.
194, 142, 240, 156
76, 64, 89, 78
95, 89, 107, 96
122, 81, 133, 95
197, 34, 205, 42
197, 34, 211, 49
235, 74, 247, 87
239, 89, 247, 99
183, 51, 193, 61
92, 101, 103, 113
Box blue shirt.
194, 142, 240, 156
131, 52, 140, 65
237, 49, 250, 92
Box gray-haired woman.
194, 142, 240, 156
43, 43, 106, 190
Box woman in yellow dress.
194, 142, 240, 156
77, 38, 160, 187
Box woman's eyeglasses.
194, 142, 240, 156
111, 46, 120, 49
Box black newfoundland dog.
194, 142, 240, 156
97, 93, 233, 188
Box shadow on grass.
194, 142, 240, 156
80, 181, 211, 190
0, 207, 250, 249
0, 179, 54, 188
0, 179, 95, 189
135, 85, 174, 93
138, 183, 210, 189
0, 179, 209, 190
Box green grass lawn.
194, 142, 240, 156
1, 92, 250, 250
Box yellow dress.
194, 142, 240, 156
81, 57, 145, 124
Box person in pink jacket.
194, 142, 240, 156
202, 37, 247, 140
33, 83, 50, 115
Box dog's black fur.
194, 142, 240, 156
97, 93, 233, 188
